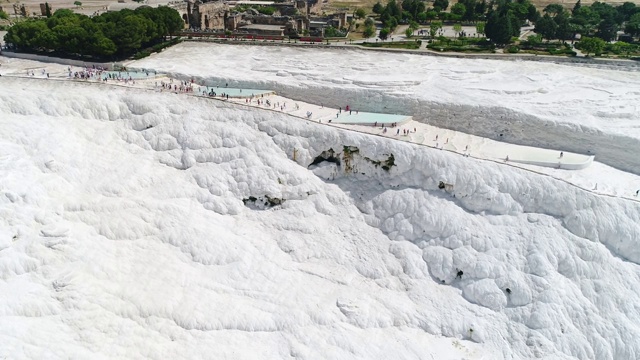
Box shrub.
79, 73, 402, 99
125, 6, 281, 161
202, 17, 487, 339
364, 17, 374, 27
548, 47, 575, 56
133, 50, 151, 59
257, 6, 276, 15
426, 44, 493, 52
506, 45, 519, 53
324, 26, 347, 37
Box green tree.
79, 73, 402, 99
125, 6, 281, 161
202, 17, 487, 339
590, 2, 618, 24
506, 0, 537, 23
115, 15, 147, 54
363, 26, 375, 37
572, 6, 600, 26
52, 9, 77, 19
554, 11, 572, 41
135, 6, 164, 40
385, 16, 398, 30
405, 27, 413, 37
459, 0, 477, 21
373, 2, 384, 15
386, 0, 402, 19
451, 3, 466, 17
379, 27, 390, 40
485, 9, 518, 45
362, 26, 376, 39
596, 14, 617, 41
52, 24, 89, 54
453, 22, 462, 37
97, 11, 148, 55
90, 34, 117, 56
475, 0, 487, 17
569, 6, 599, 39
33, 29, 57, 50
579, 36, 604, 56
363, 18, 375, 37
409, 20, 419, 32
74, 1, 82, 8
476, 21, 485, 35
543, 4, 564, 17
364, 17, 374, 27
157, 6, 185, 38
0, 10, 8, 20
433, 0, 449, 12
527, 33, 542, 45
380, 0, 401, 29
425, 10, 438, 20
324, 26, 346, 37
3, 6, 183, 58
5, 20, 50, 49
617, 2, 638, 22
625, 13, 640, 36
535, 13, 557, 41
610, 41, 631, 55
44, 3, 52, 18
355, 8, 367, 19
402, 0, 425, 20
572, 0, 581, 15
430, 21, 442, 38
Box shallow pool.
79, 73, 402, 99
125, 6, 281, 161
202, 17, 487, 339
200, 87, 274, 97
332, 111, 410, 125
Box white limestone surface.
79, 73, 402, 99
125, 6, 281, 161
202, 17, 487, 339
1, 73, 640, 360
133, 42, 640, 174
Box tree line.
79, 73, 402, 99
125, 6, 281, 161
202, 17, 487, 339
3, 6, 184, 59
370, 0, 640, 46
371, 0, 535, 42
533, 1, 640, 42
373, 0, 498, 25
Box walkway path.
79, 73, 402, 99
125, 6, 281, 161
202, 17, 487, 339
208, 89, 639, 201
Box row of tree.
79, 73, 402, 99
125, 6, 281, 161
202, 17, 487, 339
3, 6, 184, 58
373, 0, 501, 26
370, 0, 639, 46
484, 0, 539, 44
533, 1, 640, 42
371, 0, 536, 43
372, 0, 535, 34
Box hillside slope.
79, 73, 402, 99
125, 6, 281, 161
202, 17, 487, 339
1, 77, 640, 359
134, 42, 640, 175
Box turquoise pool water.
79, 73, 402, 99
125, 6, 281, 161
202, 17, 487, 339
332, 111, 410, 125
201, 87, 274, 97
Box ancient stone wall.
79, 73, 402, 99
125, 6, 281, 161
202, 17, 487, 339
193, 1, 227, 29
175, 1, 227, 29
250, 15, 292, 26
